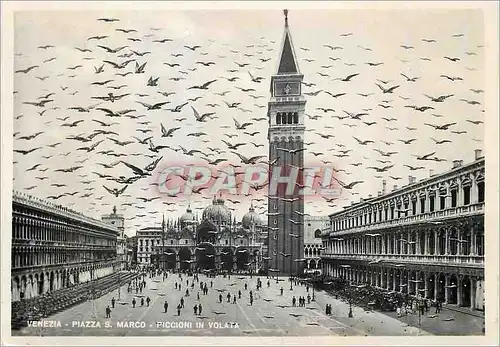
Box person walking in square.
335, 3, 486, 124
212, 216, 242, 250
132, 298, 136, 308
164, 301, 168, 313
141, 297, 144, 306
105, 305, 112, 318
193, 304, 198, 315
111, 297, 115, 309
198, 303, 203, 315
146, 296, 151, 306
292, 296, 296, 307
180, 297, 185, 308
419, 300, 425, 317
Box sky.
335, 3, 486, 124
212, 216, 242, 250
12, 8, 485, 237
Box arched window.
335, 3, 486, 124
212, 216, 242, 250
293, 112, 299, 124
281, 113, 287, 124
287, 112, 293, 124
276, 113, 281, 125
314, 229, 322, 238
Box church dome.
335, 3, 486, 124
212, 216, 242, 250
180, 206, 195, 225
242, 202, 263, 228
202, 196, 231, 224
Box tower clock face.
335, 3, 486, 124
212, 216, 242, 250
275, 82, 299, 96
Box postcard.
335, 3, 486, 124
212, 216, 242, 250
1, 1, 498, 346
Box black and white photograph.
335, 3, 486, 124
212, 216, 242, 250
1, 1, 498, 345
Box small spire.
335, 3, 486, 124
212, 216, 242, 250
113, 205, 117, 215
284, 9, 289, 27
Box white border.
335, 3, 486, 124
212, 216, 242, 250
1, 1, 498, 346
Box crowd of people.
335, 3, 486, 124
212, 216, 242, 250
319, 277, 444, 318
12, 270, 140, 330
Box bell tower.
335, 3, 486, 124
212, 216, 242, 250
267, 9, 306, 276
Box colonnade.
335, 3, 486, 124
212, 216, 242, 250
11, 261, 116, 302
323, 262, 484, 310
324, 225, 484, 257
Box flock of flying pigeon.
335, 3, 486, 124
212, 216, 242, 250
13, 14, 484, 234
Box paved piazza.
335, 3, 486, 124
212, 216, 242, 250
14, 272, 428, 337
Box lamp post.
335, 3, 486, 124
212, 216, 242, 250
117, 270, 121, 300
82, 256, 98, 320
348, 285, 353, 318
312, 269, 321, 302
340, 264, 353, 317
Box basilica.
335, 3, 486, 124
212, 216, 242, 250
140, 195, 267, 272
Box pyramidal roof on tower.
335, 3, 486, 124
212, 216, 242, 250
276, 9, 300, 75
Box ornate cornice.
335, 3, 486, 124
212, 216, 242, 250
13, 190, 119, 234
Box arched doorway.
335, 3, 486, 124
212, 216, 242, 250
165, 249, 176, 269
394, 270, 401, 292
196, 243, 215, 269
461, 276, 471, 307
448, 274, 458, 304
38, 273, 44, 296
437, 273, 446, 302
20, 275, 27, 299
427, 273, 435, 300
49, 271, 55, 292
416, 271, 425, 296
220, 247, 234, 271
387, 269, 394, 291
235, 247, 250, 270
178, 247, 192, 271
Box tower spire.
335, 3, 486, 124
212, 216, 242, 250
276, 9, 299, 75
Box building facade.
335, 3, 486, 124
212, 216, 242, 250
136, 226, 163, 266
267, 10, 306, 275
152, 197, 266, 272
11, 191, 119, 302
101, 206, 126, 270
304, 215, 329, 272
321, 151, 485, 312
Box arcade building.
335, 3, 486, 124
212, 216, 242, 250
11, 191, 119, 302
321, 150, 485, 312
